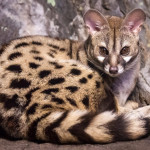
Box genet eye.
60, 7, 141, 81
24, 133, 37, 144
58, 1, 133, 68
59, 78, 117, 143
120, 46, 130, 56
99, 47, 109, 56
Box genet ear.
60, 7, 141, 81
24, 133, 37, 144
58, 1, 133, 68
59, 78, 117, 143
83, 9, 109, 35
122, 9, 146, 34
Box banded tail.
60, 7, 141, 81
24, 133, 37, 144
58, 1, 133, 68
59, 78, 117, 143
21, 106, 150, 143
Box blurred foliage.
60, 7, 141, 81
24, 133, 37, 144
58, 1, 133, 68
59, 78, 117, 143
47, 0, 55, 7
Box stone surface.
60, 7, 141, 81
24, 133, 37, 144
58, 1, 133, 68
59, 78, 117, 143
0, 0, 150, 149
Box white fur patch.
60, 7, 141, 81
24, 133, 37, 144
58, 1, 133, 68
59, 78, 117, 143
97, 56, 105, 62
118, 64, 124, 74
122, 41, 130, 47
100, 42, 106, 47
104, 64, 110, 73
123, 56, 132, 62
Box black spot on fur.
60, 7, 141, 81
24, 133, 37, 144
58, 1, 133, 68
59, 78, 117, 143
8, 52, 23, 60
34, 56, 43, 61
0, 93, 19, 110
69, 112, 96, 143
15, 42, 29, 49
106, 114, 130, 141
143, 118, 150, 138
10, 78, 31, 89
49, 77, 65, 85
68, 41, 72, 58
48, 53, 54, 58
55, 37, 61, 41
54, 64, 63, 69
48, 44, 59, 49
52, 97, 64, 104
96, 81, 100, 88
0, 93, 8, 103
32, 41, 42, 45
82, 96, 89, 108
79, 77, 87, 84
0, 61, 5, 65
28, 112, 50, 140
70, 68, 81, 75
41, 88, 59, 94
49, 62, 63, 69
0, 48, 4, 56
51, 50, 57, 54
6, 64, 22, 73
26, 103, 38, 116
55, 65, 63, 69
45, 111, 68, 143
30, 50, 40, 54
42, 104, 52, 109
6, 95, 19, 110
76, 50, 80, 61
71, 64, 77, 66
66, 98, 77, 107
65, 86, 79, 93
0, 115, 3, 122
60, 48, 65, 51
39, 70, 51, 78
88, 74, 93, 79
6, 116, 20, 132
49, 62, 57, 65
29, 62, 40, 69
25, 87, 40, 107
0, 117, 11, 139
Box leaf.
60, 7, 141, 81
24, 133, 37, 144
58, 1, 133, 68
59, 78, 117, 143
47, 0, 56, 7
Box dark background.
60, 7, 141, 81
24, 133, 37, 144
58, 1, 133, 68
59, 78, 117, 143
0, 0, 150, 149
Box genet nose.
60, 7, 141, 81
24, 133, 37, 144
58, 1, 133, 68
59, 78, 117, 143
109, 66, 118, 74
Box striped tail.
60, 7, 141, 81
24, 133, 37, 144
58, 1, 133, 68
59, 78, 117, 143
25, 106, 150, 144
